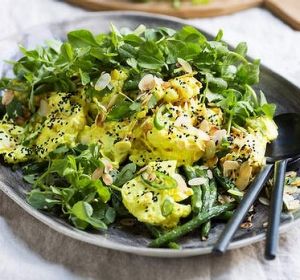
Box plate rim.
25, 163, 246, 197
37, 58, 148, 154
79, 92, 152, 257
0, 11, 299, 258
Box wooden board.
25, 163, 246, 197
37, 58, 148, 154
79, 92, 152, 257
265, 0, 300, 30
66, 0, 263, 18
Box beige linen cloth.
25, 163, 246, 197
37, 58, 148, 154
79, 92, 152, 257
1, 1, 300, 279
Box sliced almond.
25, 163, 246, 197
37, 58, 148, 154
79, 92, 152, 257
212, 129, 227, 145
258, 196, 270, 206
102, 158, 113, 174
95, 112, 106, 126
2, 90, 14, 105
199, 119, 210, 133
204, 140, 216, 160
91, 167, 104, 180
240, 222, 253, 229
102, 173, 113, 186
37, 99, 49, 117
177, 58, 193, 73
174, 115, 191, 128
188, 177, 208, 186
207, 170, 213, 179
95, 72, 111, 91
223, 160, 239, 177
291, 178, 300, 187
138, 74, 162, 92
173, 173, 188, 191
235, 161, 252, 190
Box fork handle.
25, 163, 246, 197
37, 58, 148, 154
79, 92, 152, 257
213, 164, 273, 254
265, 158, 288, 260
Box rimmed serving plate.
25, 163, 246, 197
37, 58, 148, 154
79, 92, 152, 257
0, 11, 300, 257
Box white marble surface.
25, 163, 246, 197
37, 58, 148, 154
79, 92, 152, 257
0, 1, 300, 279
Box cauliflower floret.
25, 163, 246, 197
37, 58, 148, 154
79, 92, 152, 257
130, 107, 210, 166
35, 93, 86, 159
220, 127, 268, 190
79, 120, 132, 166
152, 74, 202, 103
121, 161, 193, 228
0, 122, 31, 163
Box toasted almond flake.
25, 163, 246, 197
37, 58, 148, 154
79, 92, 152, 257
37, 99, 49, 117
188, 126, 210, 141
240, 222, 253, 229
286, 171, 297, 178
199, 166, 209, 170
138, 74, 163, 92
174, 115, 191, 127
173, 173, 188, 191
102, 173, 113, 186
199, 119, 210, 133
2, 90, 14, 105
285, 200, 300, 211
284, 185, 298, 194
102, 158, 113, 174
212, 129, 227, 144
207, 170, 213, 179
91, 168, 104, 180
291, 178, 300, 187
235, 161, 252, 190
223, 160, 239, 177
95, 72, 111, 91
142, 172, 156, 182
137, 165, 150, 174
188, 177, 208, 186
263, 222, 268, 228
258, 196, 270, 206
218, 194, 235, 204
95, 112, 106, 126
204, 140, 216, 160
177, 58, 193, 73
162, 81, 171, 89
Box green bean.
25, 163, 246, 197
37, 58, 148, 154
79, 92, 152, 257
191, 186, 202, 214
201, 221, 211, 240
212, 167, 235, 190
216, 210, 234, 221
201, 178, 218, 239
149, 203, 234, 248
146, 224, 181, 249
212, 167, 242, 202
183, 166, 204, 214
201, 183, 210, 212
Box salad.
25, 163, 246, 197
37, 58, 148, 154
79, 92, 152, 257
0, 24, 278, 248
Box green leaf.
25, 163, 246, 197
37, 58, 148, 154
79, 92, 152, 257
71, 201, 107, 230
60, 42, 74, 61
235, 42, 247, 57
79, 69, 90, 85
71, 201, 93, 220
94, 181, 111, 203
49, 159, 67, 176
27, 190, 59, 210
261, 103, 276, 118
206, 73, 228, 92
114, 163, 137, 187
106, 99, 140, 121
236, 59, 260, 85
46, 39, 62, 53
137, 41, 164, 70
104, 207, 116, 224
6, 99, 23, 119
214, 29, 223, 41
67, 30, 98, 48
